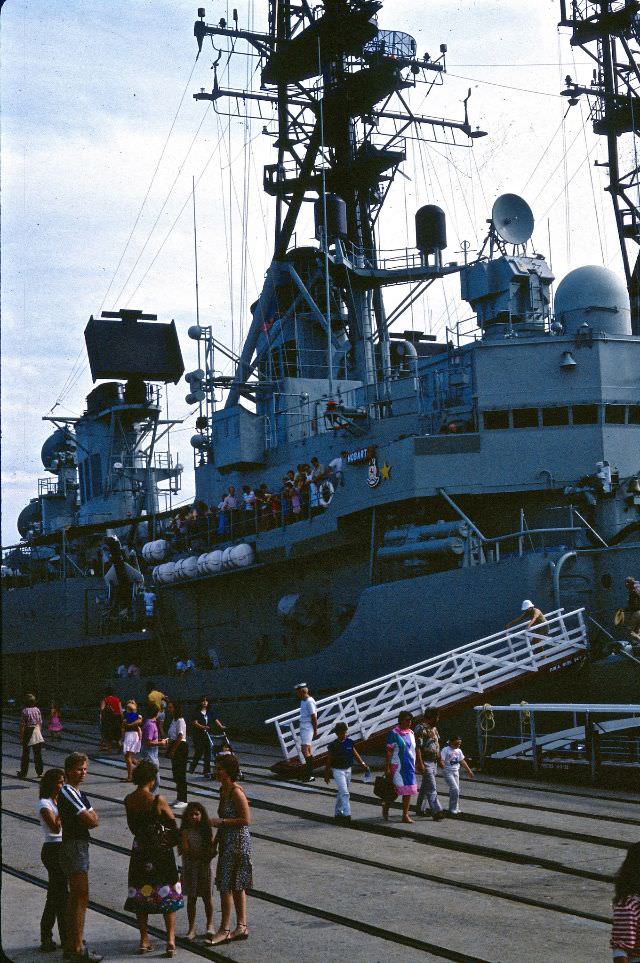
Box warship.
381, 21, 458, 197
2, 0, 640, 730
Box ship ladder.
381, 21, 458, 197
266, 607, 588, 765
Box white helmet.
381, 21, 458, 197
521, 599, 534, 611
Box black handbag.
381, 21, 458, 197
141, 819, 180, 849
373, 775, 396, 802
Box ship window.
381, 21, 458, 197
542, 407, 569, 427
483, 410, 509, 430
605, 404, 626, 424
572, 404, 599, 425
512, 408, 538, 428
629, 405, 640, 424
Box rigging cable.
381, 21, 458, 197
538, 140, 599, 222
124, 117, 234, 306
58, 97, 211, 405
446, 143, 478, 248
529, 124, 585, 208
572, 46, 604, 265
215, 110, 234, 340
99, 55, 199, 312
115, 105, 213, 307
447, 72, 561, 100
51, 57, 197, 411
559, 36, 571, 267
520, 111, 570, 196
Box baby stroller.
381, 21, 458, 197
206, 729, 244, 780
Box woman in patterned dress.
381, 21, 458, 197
124, 760, 184, 957
205, 754, 252, 945
384, 710, 423, 824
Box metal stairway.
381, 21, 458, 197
266, 607, 588, 762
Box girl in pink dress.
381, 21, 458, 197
48, 703, 63, 740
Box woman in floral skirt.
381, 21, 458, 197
205, 754, 252, 945
124, 761, 184, 957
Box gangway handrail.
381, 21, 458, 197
266, 607, 588, 762
266, 608, 571, 724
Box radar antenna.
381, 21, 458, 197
479, 193, 534, 257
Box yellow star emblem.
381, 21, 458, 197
380, 462, 391, 481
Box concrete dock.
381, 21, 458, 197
2, 720, 637, 962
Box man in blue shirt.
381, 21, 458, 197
324, 722, 369, 824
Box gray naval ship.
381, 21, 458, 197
2, 0, 640, 728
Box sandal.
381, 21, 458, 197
161, 945, 176, 958
205, 930, 231, 945
136, 945, 154, 954
231, 923, 249, 942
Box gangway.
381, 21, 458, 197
266, 607, 588, 763
474, 703, 640, 779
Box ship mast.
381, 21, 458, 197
559, 0, 640, 333
193, 1, 484, 412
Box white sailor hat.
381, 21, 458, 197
294, 682, 308, 689
521, 599, 534, 611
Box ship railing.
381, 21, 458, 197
473, 702, 640, 779
338, 241, 427, 274
266, 607, 588, 761
164, 485, 337, 553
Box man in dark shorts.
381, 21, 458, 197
58, 752, 102, 962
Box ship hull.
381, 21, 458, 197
4, 542, 638, 734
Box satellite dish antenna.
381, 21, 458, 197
491, 193, 534, 245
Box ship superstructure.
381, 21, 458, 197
2, 1, 639, 724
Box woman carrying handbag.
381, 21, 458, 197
18, 692, 45, 778
124, 760, 184, 957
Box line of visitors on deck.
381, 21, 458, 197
163, 453, 343, 551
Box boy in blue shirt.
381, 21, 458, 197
324, 722, 369, 824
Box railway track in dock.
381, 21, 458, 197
2, 722, 635, 961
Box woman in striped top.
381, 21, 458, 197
611, 842, 640, 963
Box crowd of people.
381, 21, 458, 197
295, 686, 473, 825
162, 452, 347, 551
32, 682, 254, 962
15, 680, 639, 961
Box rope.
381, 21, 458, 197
478, 703, 495, 755
519, 700, 531, 739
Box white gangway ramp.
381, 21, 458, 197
266, 607, 588, 762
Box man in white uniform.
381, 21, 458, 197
295, 683, 318, 782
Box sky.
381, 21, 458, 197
1, 0, 621, 546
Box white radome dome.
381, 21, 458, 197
554, 265, 631, 336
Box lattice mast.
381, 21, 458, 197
560, 0, 640, 332
193, 1, 482, 408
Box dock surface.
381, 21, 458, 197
2, 720, 637, 962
